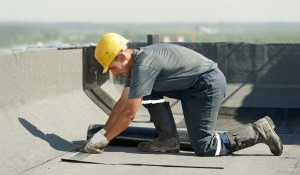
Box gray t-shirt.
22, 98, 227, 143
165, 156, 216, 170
125, 43, 217, 99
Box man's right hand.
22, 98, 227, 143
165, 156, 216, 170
82, 130, 109, 154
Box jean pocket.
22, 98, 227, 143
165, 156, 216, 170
188, 77, 210, 96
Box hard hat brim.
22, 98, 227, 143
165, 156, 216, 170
102, 67, 109, 74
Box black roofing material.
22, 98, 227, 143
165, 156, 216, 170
87, 124, 193, 151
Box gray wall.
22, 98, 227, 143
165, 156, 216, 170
0, 48, 108, 174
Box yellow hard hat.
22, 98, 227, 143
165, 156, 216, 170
94, 32, 128, 73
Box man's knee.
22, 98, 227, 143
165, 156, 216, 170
193, 146, 216, 157
191, 134, 223, 157
142, 94, 165, 109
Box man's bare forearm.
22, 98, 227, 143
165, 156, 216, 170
103, 87, 129, 131
104, 110, 135, 141
103, 99, 125, 130
104, 97, 142, 141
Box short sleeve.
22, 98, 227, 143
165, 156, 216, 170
124, 78, 131, 87
128, 66, 160, 99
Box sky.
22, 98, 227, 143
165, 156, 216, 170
0, 0, 299, 23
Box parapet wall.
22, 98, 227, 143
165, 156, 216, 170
0, 48, 82, 107
0, 48, 107, 174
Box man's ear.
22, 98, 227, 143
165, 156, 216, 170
116, 52, 126, 63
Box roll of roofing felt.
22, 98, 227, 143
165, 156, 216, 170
87, 124, 192, 151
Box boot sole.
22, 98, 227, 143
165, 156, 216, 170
137, 147, 180, 153
164, 149, 180, 153
137, 143, 180, 153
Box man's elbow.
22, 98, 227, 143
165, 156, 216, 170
122, 97, 141, 122
123, 110, 136, 122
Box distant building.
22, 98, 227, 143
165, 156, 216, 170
162, 36, 171, 42
197, 26, 219, 34
176, 36, 185, 42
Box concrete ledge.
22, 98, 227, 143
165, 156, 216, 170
0, 48, 82, 107
0, 48, 108, 174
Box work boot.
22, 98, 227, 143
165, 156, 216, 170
225, 116, 283, 156
137, 102, 180, 153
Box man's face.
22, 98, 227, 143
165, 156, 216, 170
108, 57, 130, 78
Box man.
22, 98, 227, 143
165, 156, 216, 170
83, 32, 283, 156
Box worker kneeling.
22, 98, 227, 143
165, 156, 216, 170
83, 32, 283, 156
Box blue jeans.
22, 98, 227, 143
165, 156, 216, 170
145, 67, 231, 156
